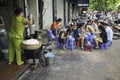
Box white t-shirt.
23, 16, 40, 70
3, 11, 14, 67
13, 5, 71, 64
105, 26, 113, 41
118, 13, 120, 19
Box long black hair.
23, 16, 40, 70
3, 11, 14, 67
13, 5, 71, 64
56, 18, 62, 22
99, 25, 106, 32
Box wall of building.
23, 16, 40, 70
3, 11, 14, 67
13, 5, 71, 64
0, 1, 14, 31
73, 6, 79, 17
56, 0, 64, 25
0, 0, 26, 31
70, 4, 73, 20
42, 0, 53, 29
65, 1, 69, 24
0, 0, 78, 32
29, 0, 39, 34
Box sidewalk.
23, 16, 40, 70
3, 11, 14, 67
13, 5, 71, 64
21, 40, 120, 80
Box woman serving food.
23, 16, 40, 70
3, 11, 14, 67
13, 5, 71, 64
8, 7, 33, 65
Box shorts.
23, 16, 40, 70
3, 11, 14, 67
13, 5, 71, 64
58, 38, 66, 44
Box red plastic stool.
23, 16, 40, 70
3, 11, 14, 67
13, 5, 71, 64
84, 42, 93, 51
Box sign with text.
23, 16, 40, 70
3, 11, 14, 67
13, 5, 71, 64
78, 0, 89, 7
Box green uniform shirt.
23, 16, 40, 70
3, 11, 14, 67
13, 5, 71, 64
8, 16, 26, 39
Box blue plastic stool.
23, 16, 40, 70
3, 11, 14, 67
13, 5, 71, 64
70, 32, 74, 37
57, 42, 63, 48
84, 35, 89, 44
48, 30, 55, 41
78, 29, 82, 34
66, 37, 76, 50
55, 36, 59, 42
108, 41, 112, 47
89, 36, 96, 48
99, 43, 108, 50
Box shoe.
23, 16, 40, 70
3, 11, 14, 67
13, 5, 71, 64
81, 46, 84, 49
62, 47, 66, 51
8, 62, 11, 65
96, 47, 99, 49
18, 61, 24, 66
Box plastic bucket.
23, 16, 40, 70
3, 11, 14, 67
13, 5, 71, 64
1, 49, 8, 60
45, 57, 55, 66
44, 52, 55, 66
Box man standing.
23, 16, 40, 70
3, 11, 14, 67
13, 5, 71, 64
105, 26, 113, 42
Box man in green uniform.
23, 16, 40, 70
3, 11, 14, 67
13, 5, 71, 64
8, 7, 32, 65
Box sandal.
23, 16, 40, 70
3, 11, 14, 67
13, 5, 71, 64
18, 61, 24, 66
8, 62, 11, 65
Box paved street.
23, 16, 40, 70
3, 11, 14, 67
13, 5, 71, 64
21, 40, 120, 80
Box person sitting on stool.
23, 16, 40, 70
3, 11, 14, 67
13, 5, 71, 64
58, 29, 68, 50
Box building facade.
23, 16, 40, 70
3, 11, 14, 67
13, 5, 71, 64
0, 0, 79, 34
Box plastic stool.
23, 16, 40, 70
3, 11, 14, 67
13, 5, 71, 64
66, 38, 76, 50
78, 29, 82, 34
55, 36, 59, 42
99, 43, 108, 50
108, 41, 112, 47
1, 49, 8, 60
84, 35, 89, 44
70, 32, 74, 37
84, 42, 93, 51
57, 42, 63, 48
48, 30, 55, 41
89, 37, 96, 48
